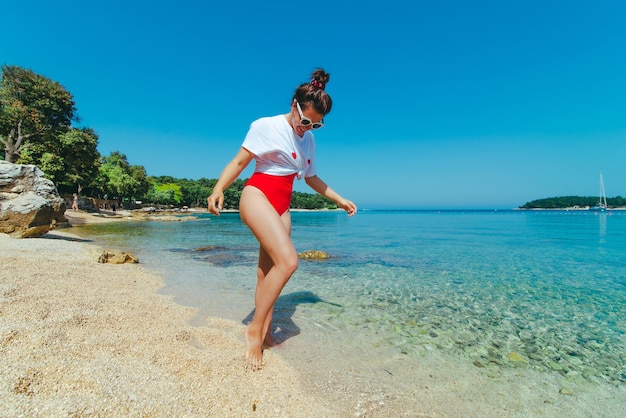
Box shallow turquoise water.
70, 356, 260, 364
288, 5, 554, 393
76, 210, 626, 386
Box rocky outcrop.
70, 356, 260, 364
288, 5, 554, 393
98, 250, 139, 264
0, 161, 67, 238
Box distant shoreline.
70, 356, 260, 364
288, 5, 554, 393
517, 207, 626, 211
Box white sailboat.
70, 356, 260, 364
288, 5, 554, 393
589, 172, 608, 212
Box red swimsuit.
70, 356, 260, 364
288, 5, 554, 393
245, 172, 297, 215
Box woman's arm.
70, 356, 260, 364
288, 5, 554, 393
207, 147, 254, 215
305, 175, 357, 216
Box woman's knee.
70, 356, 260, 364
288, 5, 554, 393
286, 253, 299, 275
276, 251, 299, 277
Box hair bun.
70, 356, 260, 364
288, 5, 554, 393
310, 68, 330, 90
311, 79, 325, 90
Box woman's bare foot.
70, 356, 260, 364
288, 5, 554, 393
244, 325, 263, 370
263, 333, 279, 349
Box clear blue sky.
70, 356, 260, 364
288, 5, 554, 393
2, 0, 625, 209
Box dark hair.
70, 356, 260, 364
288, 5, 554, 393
292, 68, 332, 115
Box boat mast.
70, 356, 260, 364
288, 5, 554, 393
599, 171, 607, 208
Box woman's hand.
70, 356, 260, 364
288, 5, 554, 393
305, 175, 357, 216
337, 198, 357, 216
207, 192, 224, 215
206, 148, 254, 216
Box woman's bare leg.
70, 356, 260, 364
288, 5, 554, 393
240, 187, 298, 369
256, 211, 292, 348
256, 247, 276, 347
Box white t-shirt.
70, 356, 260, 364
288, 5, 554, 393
242, 115, 316, 180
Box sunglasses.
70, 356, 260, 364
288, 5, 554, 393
296, 101, 324, 129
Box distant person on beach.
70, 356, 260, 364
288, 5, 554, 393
72, 194, 78, 211
207, 68, 357, 370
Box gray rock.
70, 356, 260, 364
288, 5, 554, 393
0, 161, 66, 238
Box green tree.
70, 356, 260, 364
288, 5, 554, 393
183, 181, 213, 207
145, 183, 183, 206
164, 177, 214, 208
291, 191, 336, 209
221, 179, 246, 209
21, 127, 100, 193
0, 65, 76, 162
96, 152, 151, 204
189, 178, 217, 207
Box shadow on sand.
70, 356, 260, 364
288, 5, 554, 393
41, 232, 93, 243
242, 290, 341, 345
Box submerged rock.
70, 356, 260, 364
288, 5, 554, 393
195, 245, 227, 252
507, 351, 529, 364
150, 215, 198, 222
298, 250, 330, 259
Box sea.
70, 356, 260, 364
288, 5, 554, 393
72, 209, 626, 414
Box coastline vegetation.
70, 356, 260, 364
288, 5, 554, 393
0, 65, 335, 210
519, 196, 626, 209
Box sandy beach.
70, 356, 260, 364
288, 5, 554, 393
1, 212, 337, 417
2, 211, 624, 417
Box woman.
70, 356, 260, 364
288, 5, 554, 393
207, 68, 357, 370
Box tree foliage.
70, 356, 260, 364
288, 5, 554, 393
0, 65, 76, 162
181, 177, 215, 208
520, 195, 626, 209
291, 191, 336, 209
145, 182, 183, 206
20, 127, 100, 193
150, 176, 216, 208
94, 152, 151, 204
146, 175, 337, 210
